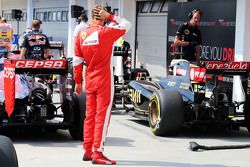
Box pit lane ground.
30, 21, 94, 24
3, 110, 250, 167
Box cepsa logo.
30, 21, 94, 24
14, 60, 67, 69
4, 66, 15, 79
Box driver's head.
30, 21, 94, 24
91, 5, 107, 25
32, 19, 41, 30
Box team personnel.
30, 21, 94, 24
0, 16, 13, 52
0, 16, 13, 71
73, 12, 88, 88
173, 9, 202, 64
74, 12, 89, 38
20, 19, 50, 60
74, 5, 131, 165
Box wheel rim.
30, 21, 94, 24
150, 100, 159, 126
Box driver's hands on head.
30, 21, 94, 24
75, 83, 83, 95
93, 6, 110, 21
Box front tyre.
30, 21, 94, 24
149, 90, 184, 136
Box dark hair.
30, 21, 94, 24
32, 19, 42, 29
92, 4, 106, 20
188, 9, 202, 19
79, 12, 88, 22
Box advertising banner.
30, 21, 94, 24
167, 0, 236, 62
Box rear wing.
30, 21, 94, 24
9, 59, 68, 75
204, 61, 250, 76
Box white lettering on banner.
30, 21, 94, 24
206, 62, 249, 70
15, 60, 66, 69
200, 46, 234, 61
4, 66, 15, 79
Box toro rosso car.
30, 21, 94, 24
127, 59, 250, 136
0, 43, 85, 140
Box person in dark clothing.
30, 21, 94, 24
20, 19, 50, 60
173, 9, 202, 64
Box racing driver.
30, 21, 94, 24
73, 5, 131, 165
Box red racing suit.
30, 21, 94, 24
73, 14, 131, 153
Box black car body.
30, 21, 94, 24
127, 59, 250, 136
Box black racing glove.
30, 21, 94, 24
189, 41, 198, 47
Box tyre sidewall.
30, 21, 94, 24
149, 90, 184, 136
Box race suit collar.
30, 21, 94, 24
90, 21, 104, 28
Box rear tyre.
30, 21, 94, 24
244, 100, 250, 132
0, 135, 18, 167
69, 91, 86, 140
149, 90, 184, 136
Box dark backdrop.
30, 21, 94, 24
167, 0, 236, 62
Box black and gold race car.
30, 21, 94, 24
126, 59, 250, 136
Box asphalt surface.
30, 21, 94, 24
3, 110, 250, 167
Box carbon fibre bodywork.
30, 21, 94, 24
127, 60, 198, 115
127, 59, 250, 130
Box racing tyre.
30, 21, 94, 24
69, 91, 86, 140
0, 135, 18, 167
244, 99, 250, 132
149, 90, 184, 136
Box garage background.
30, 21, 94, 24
135, 0, 236, 77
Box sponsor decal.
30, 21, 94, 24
205, 61, 250, 70
4, 59, 15, 117
81, 32, 87, 40
190, 67, 206, 82
176, 68, 187, 76
193, 84, 205, 94
127, 88, 141, 104
179, 82, 190, 89
184, 29, 189, 35
167, 81, 176, 87
12, 60, 67, 69
4, 66, 15, 79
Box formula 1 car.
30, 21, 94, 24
127, 59, 250, 136
0, 42, 85, 140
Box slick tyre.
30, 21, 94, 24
0, 136, 18, 167
244, 100, 250, 132
149, 90, 184, 136
69, 91, 86, 140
